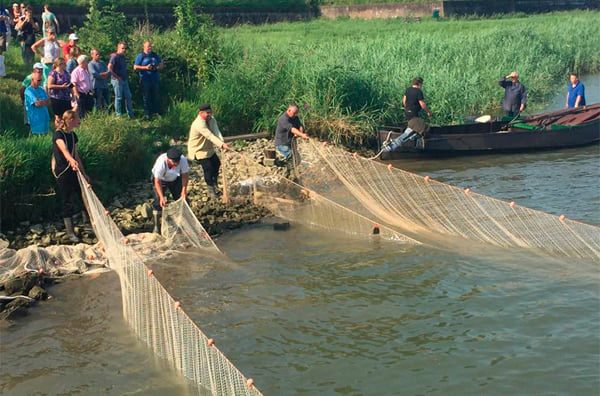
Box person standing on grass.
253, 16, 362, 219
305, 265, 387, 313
566, 73, 586, 109
108, 41, 133, 117
187, 103, 231, 200
499, 71, 527, 117
15, 7, 38, 67
71, 54, 94, 118
151, 147, 189, 234
0, 5, 10, 77
133, 40, 163, 119
52, 110, 91, 243
274, 103, 309, 162
65, 46, 77, 74
20, 62, 43, 125
89, 48, 110, 110
41, 4, 58, 38
31, 29, 65, 86
24, 71, 50, 135
62, 32, 80, 59
47, 57, 72, 121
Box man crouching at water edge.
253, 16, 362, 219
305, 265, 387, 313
274, 103, 309, 163
151, 148, 189, 234
187, 103, 230, 200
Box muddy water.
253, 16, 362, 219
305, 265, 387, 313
1, 79, 598, 395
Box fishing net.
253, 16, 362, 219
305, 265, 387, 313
76, 173, 263, 396
221, 150, 419, 244
292, 139, 600, 261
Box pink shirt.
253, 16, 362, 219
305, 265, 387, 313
70, 66, 92, 94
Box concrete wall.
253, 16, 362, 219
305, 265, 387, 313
320, 2, 442, 19
442, 0, 600, 16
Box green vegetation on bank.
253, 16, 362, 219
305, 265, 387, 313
27, 0, 427, 8
1, 8, 599, 229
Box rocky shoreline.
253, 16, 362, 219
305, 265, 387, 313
0, 138, 291, 322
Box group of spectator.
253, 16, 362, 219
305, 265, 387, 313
3, 4, 164, 135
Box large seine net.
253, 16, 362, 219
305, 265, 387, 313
76, 173, 263, 396
221, 150, 419, 245
294, 140, 600, 261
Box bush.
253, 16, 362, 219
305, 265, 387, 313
76, 0, 131, 57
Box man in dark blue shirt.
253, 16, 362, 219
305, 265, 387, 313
108, 41, 133, 117
499, 71, 527, 117
134, 40, 163, 119
274, 104, 308, 162
566, 73, 586, 109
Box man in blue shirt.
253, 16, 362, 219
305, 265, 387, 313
108, 41, 134, 117
133, 40, 163, 119
566, 73, 586, 109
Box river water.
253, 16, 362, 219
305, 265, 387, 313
1, 80, 599, 395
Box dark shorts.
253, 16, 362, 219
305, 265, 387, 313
51, 98, 72, 117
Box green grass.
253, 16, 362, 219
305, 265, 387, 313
198, 11, 600, 145
29, 0, 428, 8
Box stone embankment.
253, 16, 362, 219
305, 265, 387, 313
0, 138, 288, 322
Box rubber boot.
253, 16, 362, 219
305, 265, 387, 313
152, 210, 161, 234
207, 185, 219, 200
63, 217, 79, 243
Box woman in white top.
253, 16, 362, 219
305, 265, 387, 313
31, 29, 65, 86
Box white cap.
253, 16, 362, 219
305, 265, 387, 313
33, 62, 44, 70
69, 33, 79, 41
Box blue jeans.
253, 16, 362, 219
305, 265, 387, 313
94, 87, 110, 110
141, 79, 160, 117
383, 128, 418, 152
111, 79, 133, 117
276, 144, 293, 160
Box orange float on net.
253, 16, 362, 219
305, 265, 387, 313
559, 214, 566, 222
104, 209, 110, 215
174, 301, 181, 309
38, 267, 45, 275
207, 338, 215, 347
509, 201, 516, 208
424, 175, 430, 182
246, 378, 255, 388
387, 163, 393, 172
122, 237, 129, 245
352, 152, 358, 158
464, 188, 471, 194
147, 269, 154, 277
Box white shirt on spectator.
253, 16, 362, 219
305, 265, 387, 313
152, 153, 189, 182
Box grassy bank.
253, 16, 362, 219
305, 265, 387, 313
197, 11, 599, 144
27, 0, 428, 8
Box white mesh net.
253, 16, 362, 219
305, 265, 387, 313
76, 173, 263, 396
222, 150, 419, 245
293, 140, 600, 261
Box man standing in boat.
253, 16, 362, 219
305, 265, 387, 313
566, 73, 586, 109
383, 76, 432, 151
499, 71, 527, 117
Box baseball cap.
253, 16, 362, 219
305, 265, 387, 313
166, 148, 182, 162
68, 33, 79, 41
33, 62, 44, 70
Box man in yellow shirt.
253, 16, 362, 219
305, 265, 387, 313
187, 103, 230, 199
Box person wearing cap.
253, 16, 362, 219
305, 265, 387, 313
108, 41, 134, 117
274, 103, 309, 162
20, 62, 43, 124
71, 54, 94, 118
151, 147, 189, 233
133, 40, 163, 119
41, 4, 59, 38
62, 32, 80, 59
499, 71, 527, 117
187, 103, 231, 199
24, 71, 50, 134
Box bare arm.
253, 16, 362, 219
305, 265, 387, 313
290, 127, 308, 139
419, 100, 432, 117
107, 61, 120, 80
31, 37, 44, 54
402, 95, 407, 108
181, 173, 188, 200
574, 95, 583, 108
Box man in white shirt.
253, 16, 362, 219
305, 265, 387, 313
151, 147, 189, 233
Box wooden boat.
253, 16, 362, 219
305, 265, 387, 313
378, 103, 600, 158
